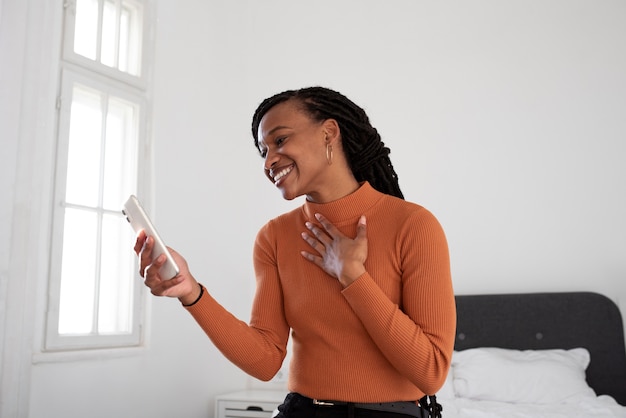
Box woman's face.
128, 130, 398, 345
257, 101, 332, 201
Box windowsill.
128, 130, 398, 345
32, 344, 148, 364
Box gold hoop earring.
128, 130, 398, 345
326, 144, 333, 165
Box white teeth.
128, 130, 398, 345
273, 166, 293, 183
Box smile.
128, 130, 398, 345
272, 165, 294, 183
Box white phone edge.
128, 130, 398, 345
122, 195, 180, 280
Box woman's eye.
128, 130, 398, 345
276, 137, 286, 146
259, 148, 267, 158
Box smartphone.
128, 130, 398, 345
122, 195, 180, 280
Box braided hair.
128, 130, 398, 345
251, 86, 404, 200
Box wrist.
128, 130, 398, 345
339, 265, 366, 287
180, 282, 204, 306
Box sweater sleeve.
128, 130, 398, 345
341, 208, 456, 395
183, 223, 290, 381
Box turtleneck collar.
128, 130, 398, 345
302, 181, 384, 225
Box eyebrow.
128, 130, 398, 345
264, 125, 292, 137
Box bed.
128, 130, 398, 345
437, 291, 626, 418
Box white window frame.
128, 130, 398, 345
44, 0, 154, 352
62, 0, 152, 89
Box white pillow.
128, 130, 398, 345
452, 347, 596, 404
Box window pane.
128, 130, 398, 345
58, 208, 98, 335
119, 7, 130, 72
102, 96, 138, 210
101, 0, 117, 68
74, 0, 99, 60
98, 213, 135, 334
119, 2, 142, 76
66, 86, 103, 206
72, 0, 143, 77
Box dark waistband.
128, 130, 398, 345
296, 393, 428, 417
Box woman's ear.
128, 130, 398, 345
322, 118, 341, 145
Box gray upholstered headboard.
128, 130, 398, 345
454, 292, 626, 406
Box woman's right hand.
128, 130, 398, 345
134, 230, 201, 304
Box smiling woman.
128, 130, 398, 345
252, 87, 405, 201
255, 100, 355, 202
133, 86, 455, 418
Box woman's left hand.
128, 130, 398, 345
301, 213, 367, 287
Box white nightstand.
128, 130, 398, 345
214, 390, 287, 418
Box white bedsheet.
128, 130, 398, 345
436, 347, 626, 418
439, 396, 626, 418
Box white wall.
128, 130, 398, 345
2, 1, 625, 417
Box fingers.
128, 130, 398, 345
302, 213, 343, 249
143, 252, 166, 279
138, 235, 155, 277
355, 215, 367, 240
137, 235, 168, 280
133, 230, 147, 255
313, 213, 341, 237
146, 273, 183, 296
300, 249, 322, 265
300, 213, 368, 283
132, 232, 193, 299
303, 222, 330, 249
300, 219, 330, 271
304, 214, 366, 243
142, 252, 185, 295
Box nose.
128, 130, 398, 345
264, 149, 279, 171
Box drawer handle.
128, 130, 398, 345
246, 406, 263, 411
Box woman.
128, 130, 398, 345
136, 87, 456, 417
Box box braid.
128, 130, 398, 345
251, 87, 404, 200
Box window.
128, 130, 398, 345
46, 0, 153, 351
63, 0, 148, 86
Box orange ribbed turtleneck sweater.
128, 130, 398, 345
185, 182, 456, 402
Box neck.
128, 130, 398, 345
305, 178, 360, 204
